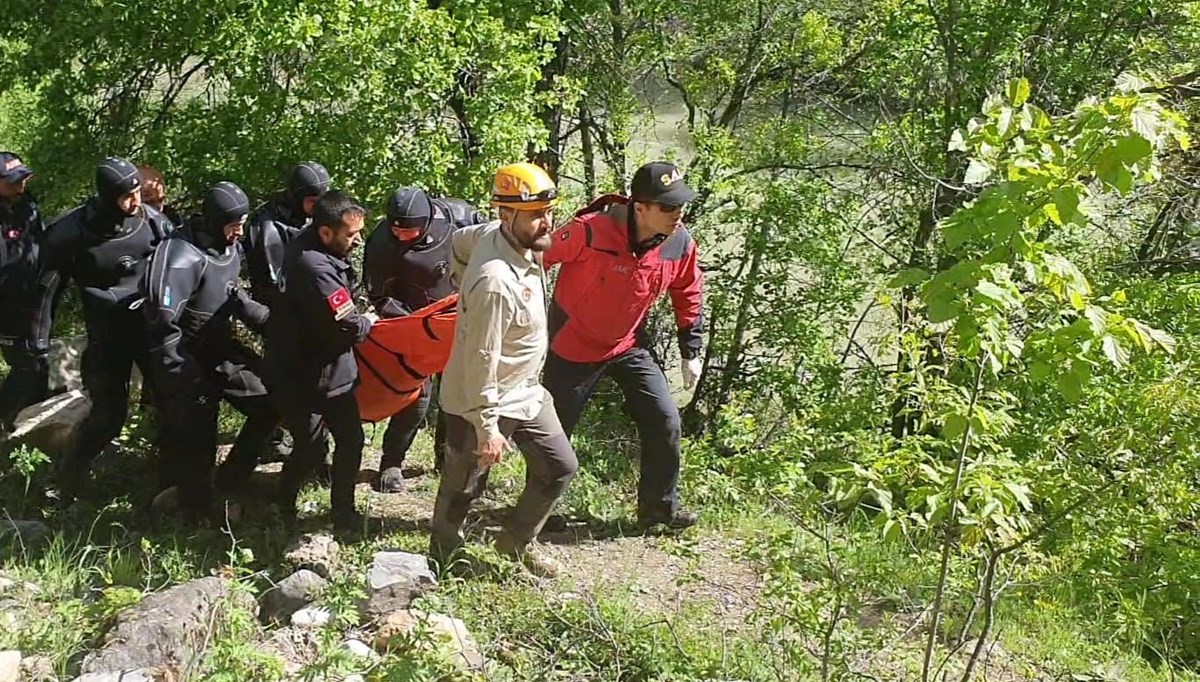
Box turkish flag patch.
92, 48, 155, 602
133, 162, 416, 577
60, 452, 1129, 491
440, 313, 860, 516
326, 286, 354, 321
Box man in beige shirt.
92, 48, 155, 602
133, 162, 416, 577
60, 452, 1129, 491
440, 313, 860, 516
431, 162, 577, 577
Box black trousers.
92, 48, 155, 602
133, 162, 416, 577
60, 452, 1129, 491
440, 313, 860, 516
380, 376, 448, 473
277, 390, 364, 523
543, 347, 682, 520
157, 373, 279, 516
61, 314, 156, 485
0, 341, 48, 428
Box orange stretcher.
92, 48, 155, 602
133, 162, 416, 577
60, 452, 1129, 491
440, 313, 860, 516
353, 294, 458, 422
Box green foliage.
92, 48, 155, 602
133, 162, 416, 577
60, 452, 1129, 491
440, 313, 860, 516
0, 0, 564, 214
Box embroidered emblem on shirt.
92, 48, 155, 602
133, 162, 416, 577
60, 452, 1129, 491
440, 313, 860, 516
521, 286, 532, 302
559, 230, 570, 241
326, 286, 354, 321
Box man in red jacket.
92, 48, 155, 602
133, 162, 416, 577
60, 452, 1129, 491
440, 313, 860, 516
543, 161, 704, 530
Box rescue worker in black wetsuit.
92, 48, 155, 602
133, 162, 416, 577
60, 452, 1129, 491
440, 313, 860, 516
141, 181, 278, 521
243, 161, 332, 463
0, 152, 48, 432
266, 190, 376, 531
36, 157, 174, 496
363, 187, 487, 492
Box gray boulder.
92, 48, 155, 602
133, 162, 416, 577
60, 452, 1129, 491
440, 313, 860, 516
0, 520, 50, 551
6, 390, 90, 459
259, 570, 328, 625
362, 551, 437, 616
81, 577, 251, 676
282, 533, 339, 580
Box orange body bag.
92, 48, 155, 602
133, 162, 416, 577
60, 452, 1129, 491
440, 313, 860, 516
353, 294, 458, 422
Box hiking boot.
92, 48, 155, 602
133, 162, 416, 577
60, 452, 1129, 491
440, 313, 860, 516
637, 509, 700, 532
378, 467, 405, 494
494, 531, 560, 579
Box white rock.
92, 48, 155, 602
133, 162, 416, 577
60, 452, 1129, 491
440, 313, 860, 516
69, 670, 159, 682
290, 606, 331, 628
342, 639, 377, 660
0, 650, 21, 682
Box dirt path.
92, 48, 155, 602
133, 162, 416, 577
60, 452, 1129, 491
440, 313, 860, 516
348, 452, 762, 629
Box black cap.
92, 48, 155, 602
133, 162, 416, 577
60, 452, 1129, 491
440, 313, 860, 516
288, 161, 331, 199
96, 157, 141, 201
0, 152, 33, 184
202, 181, 249, 231
630, 161, 696, 206
386, 187, 433, 228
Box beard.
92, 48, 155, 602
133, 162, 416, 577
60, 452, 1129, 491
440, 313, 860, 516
512, 226, 552, 252
528, 232, 552, 252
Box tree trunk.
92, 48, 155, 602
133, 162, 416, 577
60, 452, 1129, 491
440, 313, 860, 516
581, 105, 597, 197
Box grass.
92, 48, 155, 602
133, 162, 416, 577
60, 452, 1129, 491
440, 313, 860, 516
1, 393, 1197, 682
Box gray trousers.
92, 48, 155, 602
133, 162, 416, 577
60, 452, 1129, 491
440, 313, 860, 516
431, 390, 578, 548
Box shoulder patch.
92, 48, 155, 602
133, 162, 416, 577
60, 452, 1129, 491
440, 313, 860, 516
327, 286, 355, 320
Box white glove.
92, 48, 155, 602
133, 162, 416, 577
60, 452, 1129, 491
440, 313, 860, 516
683, 357, 703, 389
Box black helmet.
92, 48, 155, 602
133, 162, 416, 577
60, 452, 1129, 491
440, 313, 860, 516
96, 157, 141, 203
288, 161, 331, 202
202, 181, 249, 234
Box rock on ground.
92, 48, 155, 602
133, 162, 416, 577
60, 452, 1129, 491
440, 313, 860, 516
290, 606, 331, 629
0, 520, 50, 551
282, 533, 339, 580
259, 570, 328, 625
19, 654, 56, 682
374, 609, 484, 670
342, 639, 377, 660
69, 669, 167, 682
362, 551, 437, 616
7, 390, 90, 459
0, 650, 21, 682
81, 577, 251, 676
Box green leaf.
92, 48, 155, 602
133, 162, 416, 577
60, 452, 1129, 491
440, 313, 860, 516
1101, 335, 1128, 367
1006, 78, 1031, 107
1029, 361, 1052, 381
963, 159, 992, 185
1131, 107, 1159, 143
1084, 306, 1108, 335
1134, 320, 1177, 355
975, 279, 1015, 308
926, 295, 962, 323
944, 413, 968, 440
882, 518, 902, 542
1052, 186, 1081, 226
948, 129, 967, 152
889, 267, 929, 288
1057, 369, 1083, 402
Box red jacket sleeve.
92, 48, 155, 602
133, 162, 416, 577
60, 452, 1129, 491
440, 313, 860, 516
668, 235, 705, 359
544, 217, 591, 268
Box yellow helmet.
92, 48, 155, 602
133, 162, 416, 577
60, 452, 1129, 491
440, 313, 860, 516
490, 162, 558, 210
